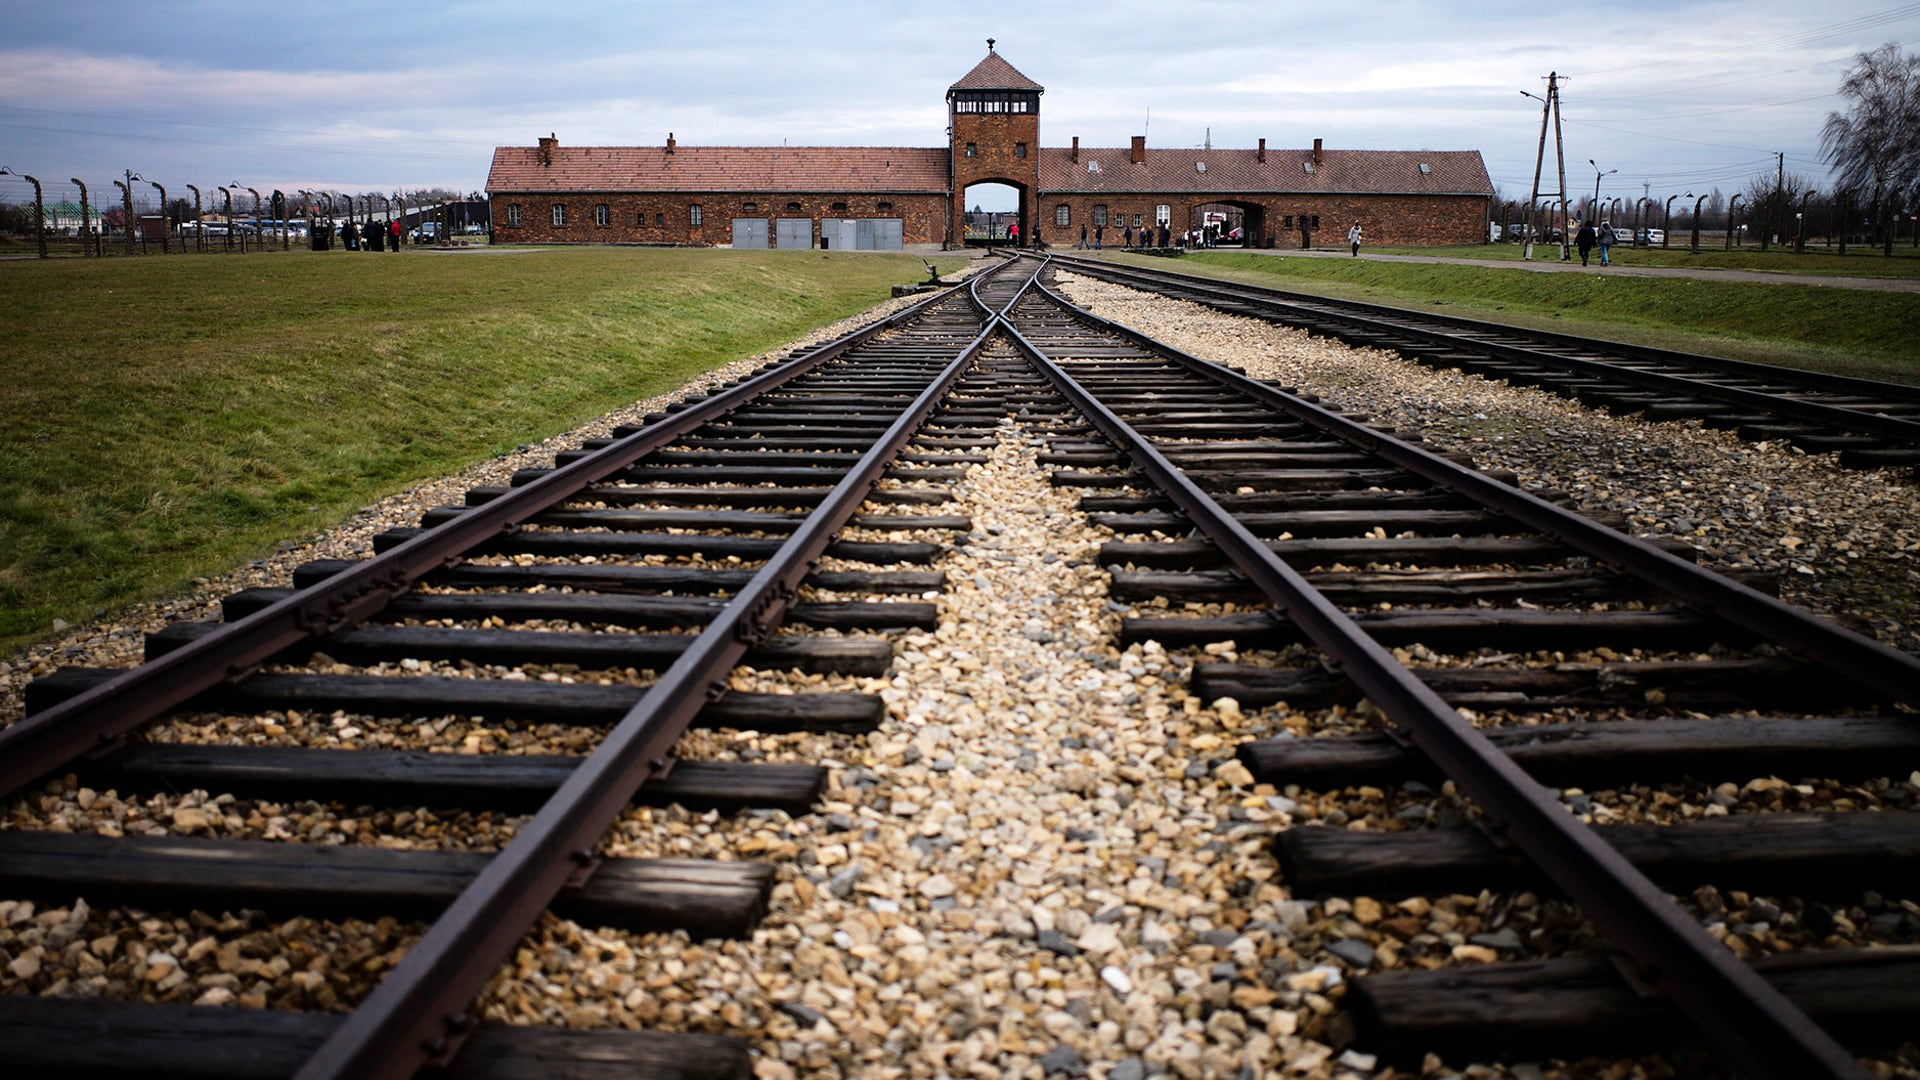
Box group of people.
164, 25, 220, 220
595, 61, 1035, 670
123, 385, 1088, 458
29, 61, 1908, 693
1574, 219, 1620, 267
1073, 222, 1171, 250
338, 218, 403, 252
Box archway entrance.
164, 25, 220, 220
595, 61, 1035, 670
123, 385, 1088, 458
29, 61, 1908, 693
1188, 201, 1268, 248
961, 180, 1026, 247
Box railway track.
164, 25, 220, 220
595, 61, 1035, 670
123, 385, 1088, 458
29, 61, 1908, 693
994, 256, 1920, 1078
1041, 251, 1920, 476
0, 261, 1036, 1078
3, 251, 1916, 1078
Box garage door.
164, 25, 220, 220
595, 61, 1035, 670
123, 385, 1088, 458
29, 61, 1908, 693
730, 218, 768, 248
854, 218, 903, 250
820, 219, 856, 251
775, 218, 813, 249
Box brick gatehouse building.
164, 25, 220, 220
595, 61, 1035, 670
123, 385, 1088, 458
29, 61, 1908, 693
486, 42, 1494, 250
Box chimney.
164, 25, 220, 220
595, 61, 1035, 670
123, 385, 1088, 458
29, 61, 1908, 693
537, 133, 556, 167
1313, 138, 1323, 166
1130, 135, 1145, 164
1257, 138, 1266, 163
1070, 136, 1079, 163
666, 132, 676, 155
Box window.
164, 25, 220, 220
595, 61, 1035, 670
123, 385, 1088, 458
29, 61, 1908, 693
1284, 215, 1294, 229
1055, 205, 1070, 227
594, 203, 610, 226
1015, 142, 1027, 159
1311, 214, 1321, 228
689, 204, 702, 226
506, 204, 522, 227
1093, 205, 1108, 227
831, 201, 848, 212
876, 201, 891, 211
1155, 204, 1170, 226
965, 143, 977, 158
786, 201, 802, 212
1132, 214, 1143, 228
656, 213, 665, 226
1087, 160, 1100, 173
551, 204, 566, 227
742, 202, 757, 212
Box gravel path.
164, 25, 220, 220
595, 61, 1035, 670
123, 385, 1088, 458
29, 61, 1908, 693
4, 274, 1917, 1080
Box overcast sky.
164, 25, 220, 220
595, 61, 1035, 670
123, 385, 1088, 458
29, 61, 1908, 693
2, 1, 1915, 212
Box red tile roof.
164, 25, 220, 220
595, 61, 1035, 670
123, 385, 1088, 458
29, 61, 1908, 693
487, 145, 951, 195
1037, 147, 1493, 196
948, 51, 1044, 93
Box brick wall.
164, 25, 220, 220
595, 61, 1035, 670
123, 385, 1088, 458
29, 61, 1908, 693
951, 111, 1040, 242
1036, 192, 1489, 248
490, 191, 950, 246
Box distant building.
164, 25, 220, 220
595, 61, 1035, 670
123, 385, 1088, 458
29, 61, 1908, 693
486, 43, 1493, 250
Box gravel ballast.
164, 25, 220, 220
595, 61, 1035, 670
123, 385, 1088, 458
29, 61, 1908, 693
4, 275, 1917, 1079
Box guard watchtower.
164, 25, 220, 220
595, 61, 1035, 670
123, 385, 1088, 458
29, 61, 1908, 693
947, 39, 1042, 245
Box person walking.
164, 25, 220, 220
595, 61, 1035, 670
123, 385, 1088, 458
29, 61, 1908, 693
1093, 224, 1102, 250
1575, 219, 1596, 267
1347, 221, 1362, 256
1007, 221, 1018, 246
1079, 224, 1087, 249
1597, 219, 1615, 266
389, 218, 401, 252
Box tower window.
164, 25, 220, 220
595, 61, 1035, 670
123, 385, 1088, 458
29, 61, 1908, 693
1015, 143, 1027, 159
965, 143, 977, 158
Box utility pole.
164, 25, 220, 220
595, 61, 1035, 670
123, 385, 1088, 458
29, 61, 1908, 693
1522, 73, 1570, 261
1772, 150, 1785, 251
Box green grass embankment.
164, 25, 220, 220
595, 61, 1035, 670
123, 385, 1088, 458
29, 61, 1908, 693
0, 247, 967, 652
1117, 251, 1920, 381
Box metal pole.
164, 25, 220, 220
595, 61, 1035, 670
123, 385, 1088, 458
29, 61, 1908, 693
186, 185, 202, 252
70, 178, 92, 257
276, 190, 288, 250
221, 188, 234, 252
1, 169, 47, 259
1690, 193, 1708, 253
147, 181, 168, 253
1664, 193, 1688, 249
1725, 193, 1743, 252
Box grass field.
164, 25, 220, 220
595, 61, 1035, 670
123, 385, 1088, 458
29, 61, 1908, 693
1110, 251, 1920, 381
1376, 241, 1920, 277
0, 247, 969, 653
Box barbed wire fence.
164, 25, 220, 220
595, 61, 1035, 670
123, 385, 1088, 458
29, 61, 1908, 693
0, 175, 484, 258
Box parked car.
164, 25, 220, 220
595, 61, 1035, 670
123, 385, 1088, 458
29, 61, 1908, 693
411, 222, 439, 243
1641, 227, 1665, 245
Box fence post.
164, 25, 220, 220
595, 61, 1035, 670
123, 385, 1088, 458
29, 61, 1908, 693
71, 178, 93, 257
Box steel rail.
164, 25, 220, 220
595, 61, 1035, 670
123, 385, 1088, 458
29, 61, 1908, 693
295, 266, 1022, 1079
1045, 253, 1920, 443
1031, 266, 1920, 709
0, 282, 966, 801
997, 261, 1873, 1080
1045, 251, 1920, 402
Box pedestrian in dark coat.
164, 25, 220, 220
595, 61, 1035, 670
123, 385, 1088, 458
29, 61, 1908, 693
1575, 220, 1596, 266
341, 219, 359, 250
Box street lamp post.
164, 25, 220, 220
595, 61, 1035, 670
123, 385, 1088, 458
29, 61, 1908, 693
1690, 193, 1709, 253
1725, 193, 1744, 251
0, 167, 47, 259
1664, 193, 1689, 249
1589, 160, 1616, 232
147, 180, 168, 253
70, 178, 93, 257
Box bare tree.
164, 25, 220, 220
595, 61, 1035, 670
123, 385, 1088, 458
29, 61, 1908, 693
1821, 43, 1920, 255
